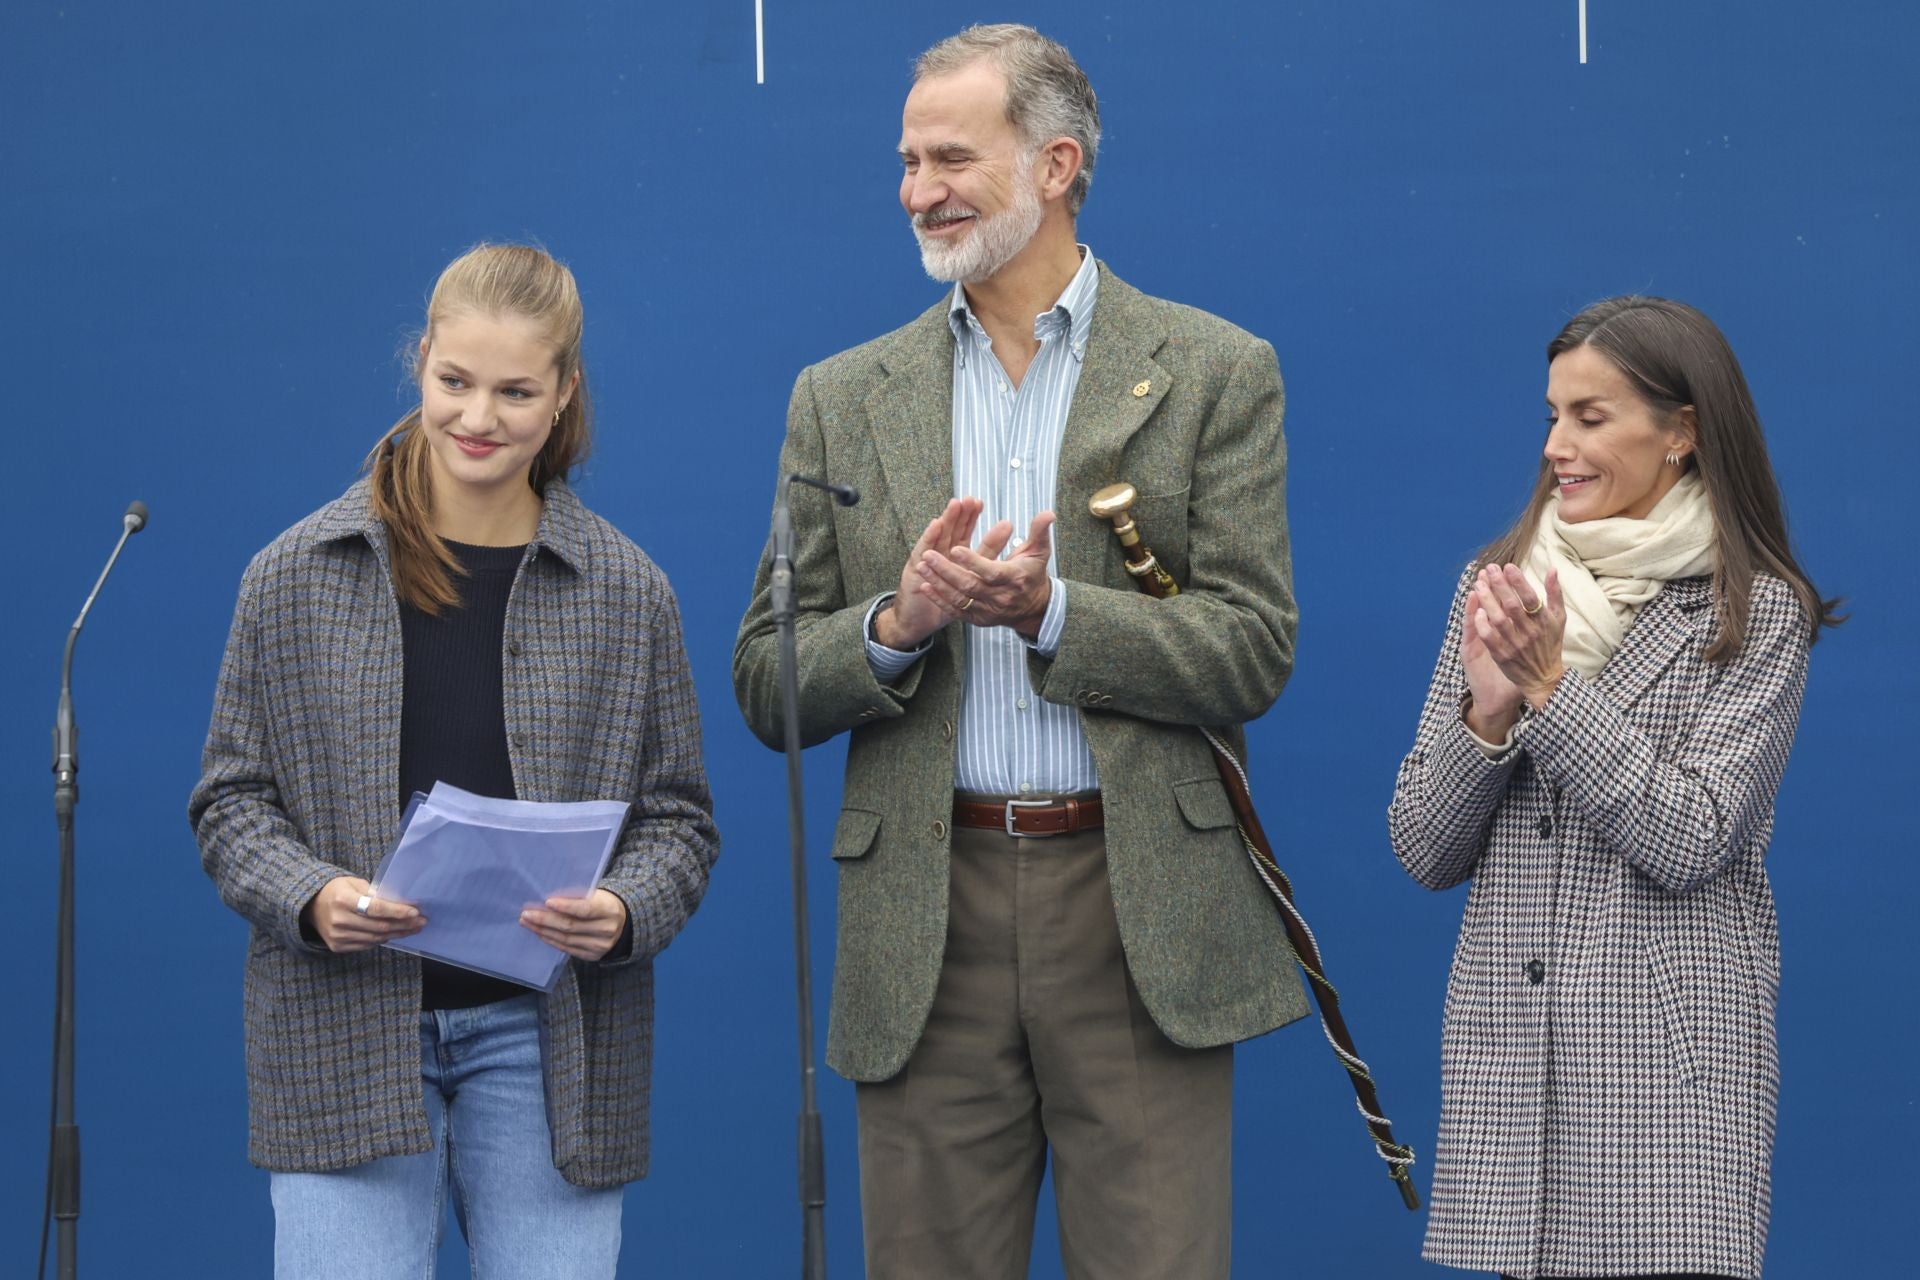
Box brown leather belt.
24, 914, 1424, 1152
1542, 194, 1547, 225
952, 794, 1104, 837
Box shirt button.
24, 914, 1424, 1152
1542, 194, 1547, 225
1538, 816, 1554, 838
1016, 698, 1029, 710
1017, 783, 1032, 794
1525, 959, 1546, 984
1009, 457, 1023, 469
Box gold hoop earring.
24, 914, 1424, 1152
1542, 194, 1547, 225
552, 409, 561, 427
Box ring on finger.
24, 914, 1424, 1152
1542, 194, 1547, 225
959, 596, 975, 612
1523, 599, 1544, 616
353, 894, 373, 917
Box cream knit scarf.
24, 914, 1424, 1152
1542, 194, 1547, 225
1525, 470, 1717, 678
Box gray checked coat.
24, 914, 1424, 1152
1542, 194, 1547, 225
189, 478, 718, 1187
734, 264, 1309, 1082
1389, 569, 1810, 1279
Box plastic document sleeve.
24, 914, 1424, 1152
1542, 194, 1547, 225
371, 782, 632, 990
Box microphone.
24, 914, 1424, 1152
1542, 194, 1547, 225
763, 477, 841, 1279
54, 501, 150, 791
787, 473, 859, 507
768, 478, 853, 629
45, 499, 147, 1278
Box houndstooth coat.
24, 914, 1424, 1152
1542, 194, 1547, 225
1389, 569, 1809, 1280
190, 479, 718, 1187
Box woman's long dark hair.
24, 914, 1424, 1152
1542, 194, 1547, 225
1480, 295, 1841, 662
366, 244, 593, 614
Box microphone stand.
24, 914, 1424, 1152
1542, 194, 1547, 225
45, 501, 146, 1280
769, 473, 854, 1280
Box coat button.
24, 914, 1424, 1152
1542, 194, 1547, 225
1537, 816, 1553, 838
507, 638, 523, 657
1525, 959, 1545, 984
942, 720, 954, 740
932, 819, 947, 839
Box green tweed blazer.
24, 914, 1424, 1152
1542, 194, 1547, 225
734, 264, 1308, 1082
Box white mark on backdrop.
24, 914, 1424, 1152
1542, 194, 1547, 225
1580, 1, 1589, 64
756, 1, 765, 84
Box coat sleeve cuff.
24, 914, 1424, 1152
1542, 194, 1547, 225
863, 592, 930, 683
282, 860, 354, 955
1028, 577, 1066, 658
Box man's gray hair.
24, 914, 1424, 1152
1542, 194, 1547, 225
915, 24, 1101, 216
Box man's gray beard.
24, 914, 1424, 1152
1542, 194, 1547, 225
914, 175, 1044, 285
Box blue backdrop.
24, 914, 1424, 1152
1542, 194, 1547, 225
3, 2, 1913, 1275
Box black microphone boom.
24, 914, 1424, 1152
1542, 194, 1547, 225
788, 473, 859, 507
42, 500, 147, 1280
53, 502, 148, 781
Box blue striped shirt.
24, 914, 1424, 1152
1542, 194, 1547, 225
866, 248, 1101, 796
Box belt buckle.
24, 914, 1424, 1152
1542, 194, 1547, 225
1004, 798, 1056, 837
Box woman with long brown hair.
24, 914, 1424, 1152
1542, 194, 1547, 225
191, 243, 717, 1278
1390, 296, 1838, 1280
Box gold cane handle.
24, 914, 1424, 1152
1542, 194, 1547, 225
1088, 482, 1180, 598
1089, 482, 1142, 544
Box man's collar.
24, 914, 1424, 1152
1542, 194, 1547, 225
946, 245, 1099, 355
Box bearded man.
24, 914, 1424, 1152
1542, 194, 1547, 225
734, 24, 1305, 1279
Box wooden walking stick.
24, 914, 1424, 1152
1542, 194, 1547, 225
1089, 482, 1421, 1210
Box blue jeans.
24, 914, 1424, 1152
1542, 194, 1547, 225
270, 994, 623, 1280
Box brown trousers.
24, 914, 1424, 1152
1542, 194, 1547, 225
856, 822, 1233, 1280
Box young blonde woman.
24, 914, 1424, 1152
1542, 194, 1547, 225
191, 244, 718, 1279
1390, 296, 1839, 1280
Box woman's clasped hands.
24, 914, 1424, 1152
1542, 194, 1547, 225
1461, 563, 1568, 740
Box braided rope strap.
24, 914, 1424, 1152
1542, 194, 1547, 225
1200, 726, 1421, 1211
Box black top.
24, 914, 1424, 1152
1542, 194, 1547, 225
398, 539, 529, 1010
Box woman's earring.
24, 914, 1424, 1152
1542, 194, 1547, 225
1666, 452, 1683, 466
552, 409, 561, 427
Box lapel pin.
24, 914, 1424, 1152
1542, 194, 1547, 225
1131, 379, 1151, 398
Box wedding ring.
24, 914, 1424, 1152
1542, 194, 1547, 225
353, 894, 374, 917
960, 597, 975, 612
1523, 599, 1544, 616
